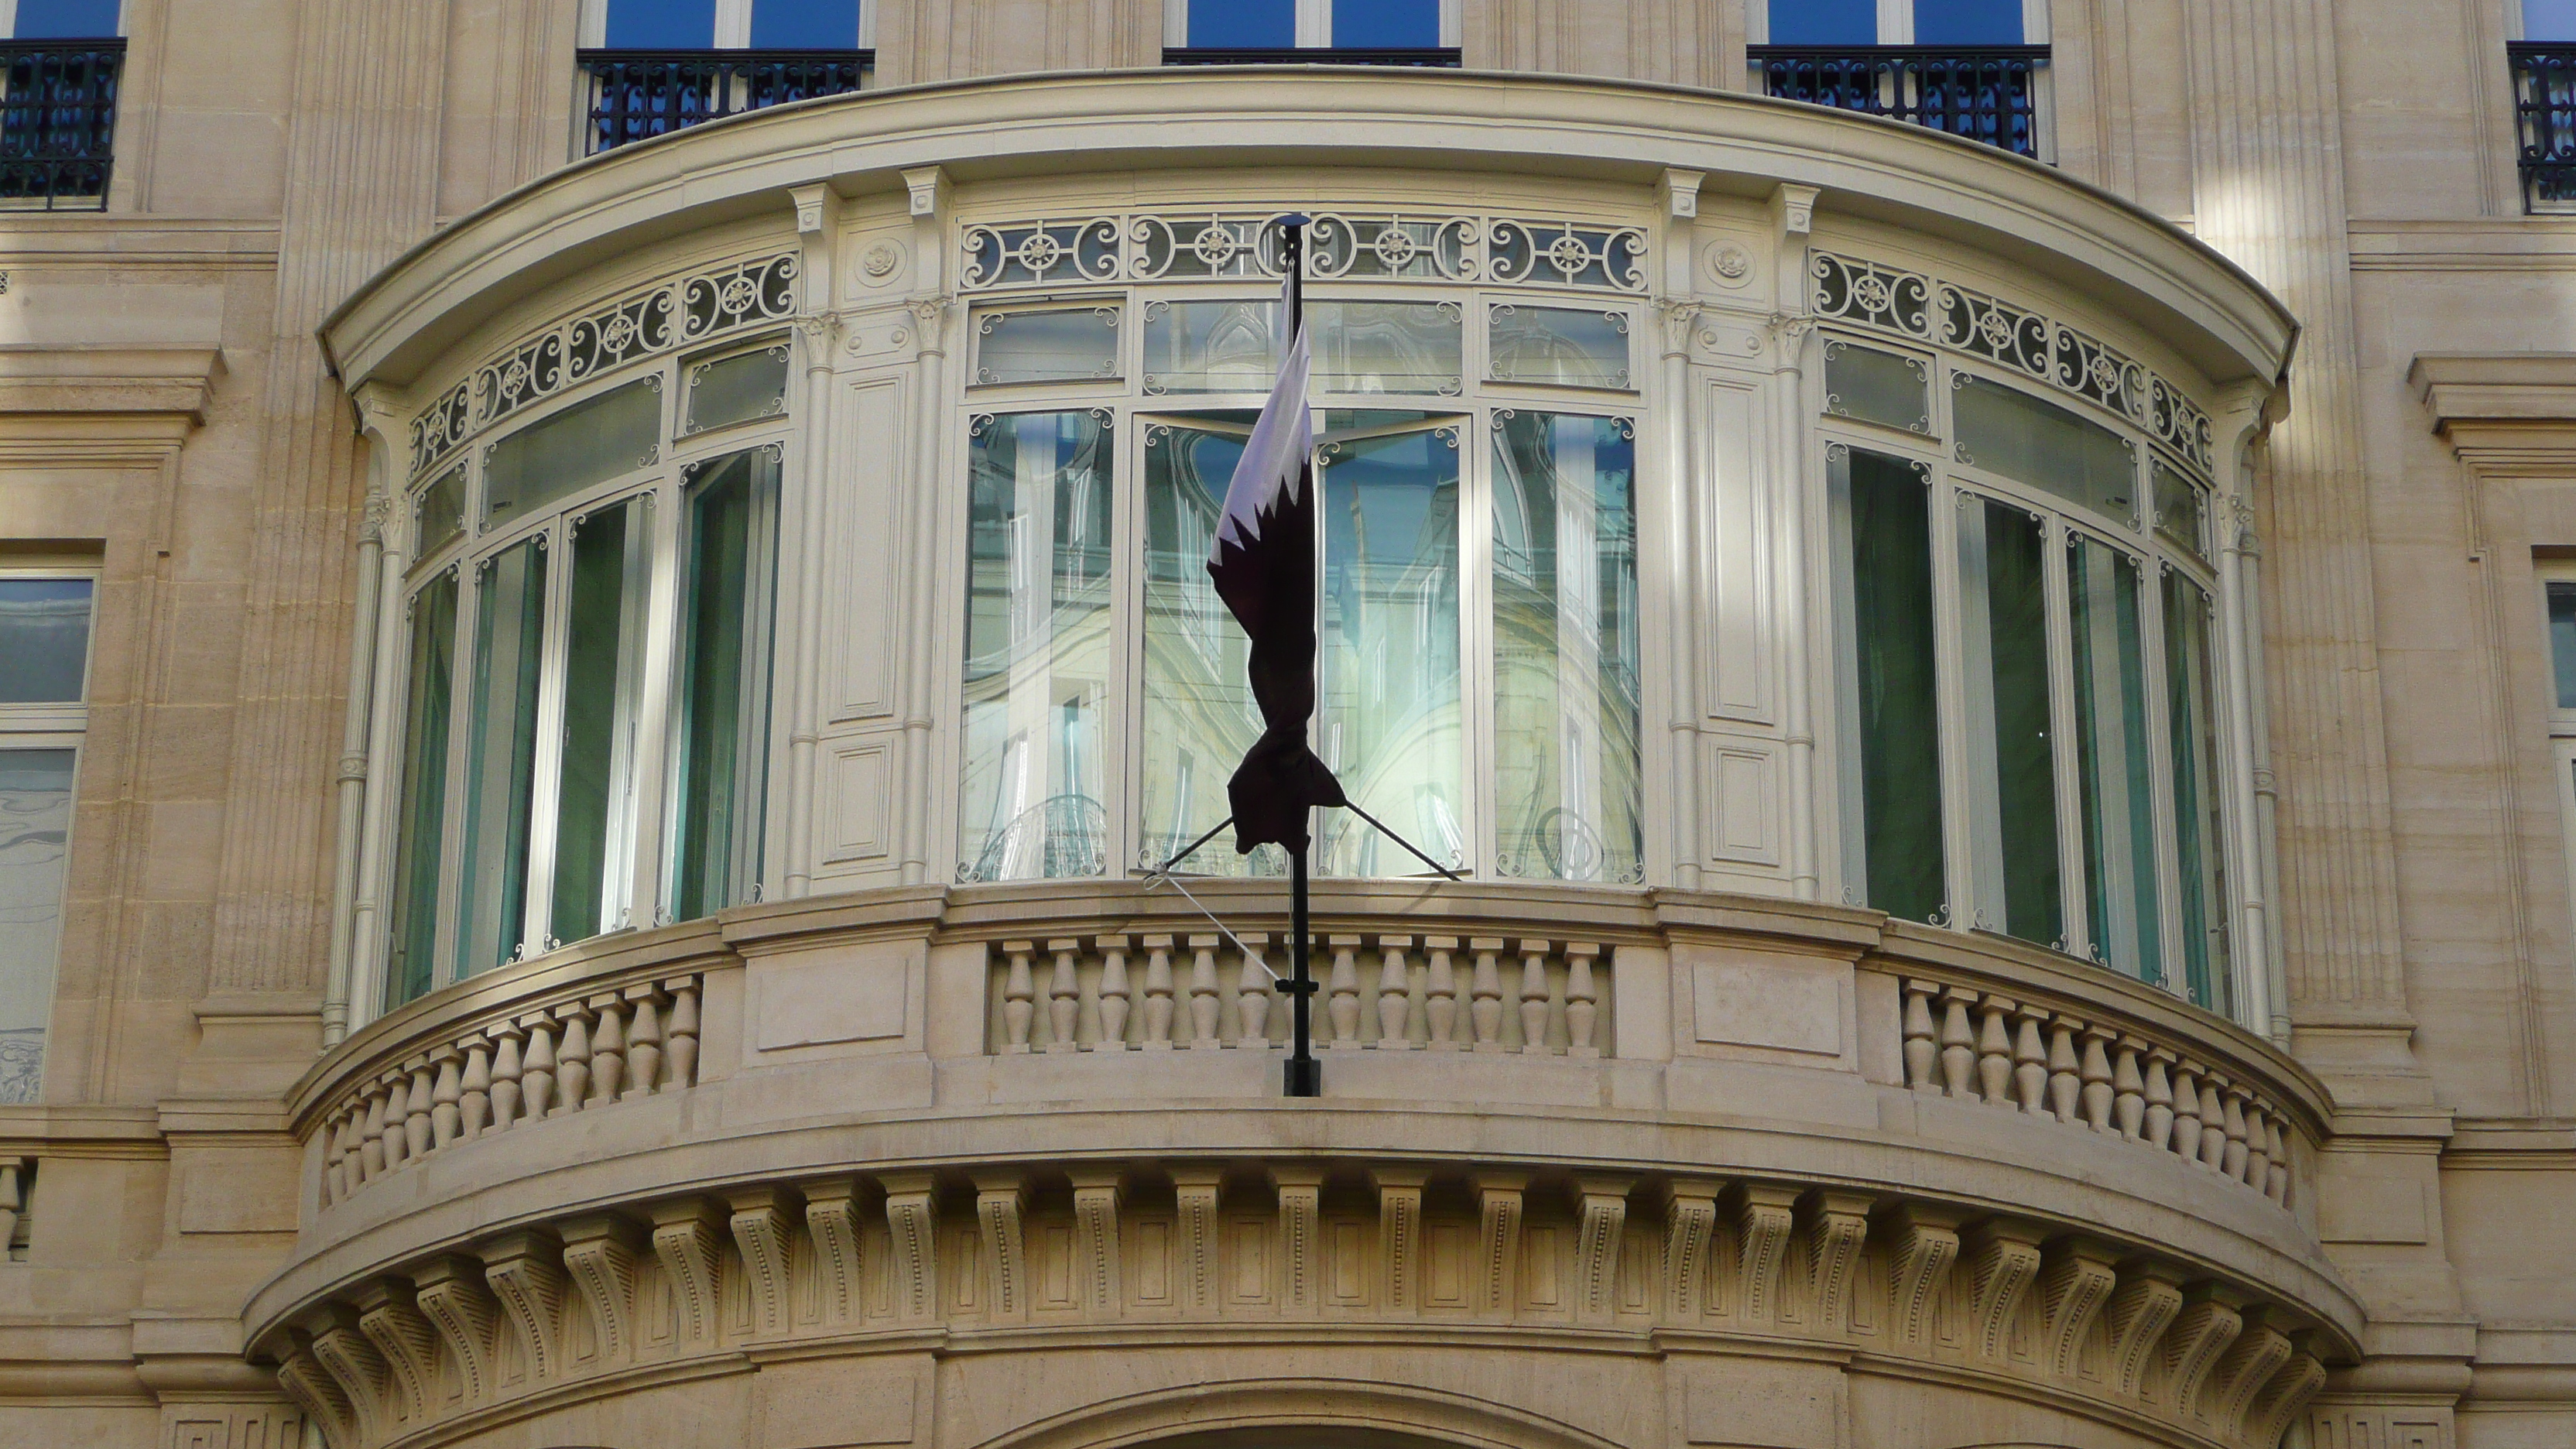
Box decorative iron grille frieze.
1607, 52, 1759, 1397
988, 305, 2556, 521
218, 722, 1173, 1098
1750, 43, 2047, 159
412, 252, 798, 478
961, 210, 1647, 295
0, 39, 122, 211
580, 48, 872, 155
2513, 43, 2576, 211
1810, 250, 2214, 475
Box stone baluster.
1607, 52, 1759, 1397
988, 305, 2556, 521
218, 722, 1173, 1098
553, 1007, 592, 1115
406, 1061, 436, 1158
1978, 997, 2016, 1105
2265, 1122, 2290, 1204
590, 998, 626, 1102
1469, 938, 1506, 1050
359, 1087, 389, 1178
2197, 1079, 2229, 1171
379, 1075, 410, 1170
1141, 935, 1176, 1048
1235, 933, 1269, 1046
2047, 1017, 2081, 1123
490, 1026, 526, 1129
1424, 937, 1459, 1047
623, 987, 663, 1097
2111, 1036, 2146, 1140
1517, 940, 1553, 1054
2143, 1048, 2177, 1150
521, 1018, 557, 1119
1098, 936, 1132, 1047
1327, 936, 1362, 1046
1188, 934, 1223, 1047
2242, 1103, 2270, 1190
2170, 1061, 2204, 1166
1376, 936, 1413, 1047
327, 1114, 354, 1200
2217, 1083, 2249, 1177
665, 978, 701, 1087
1938, 988, 1977, 1098
461, 1041, 492, 1137
1000, 940, 1036, 1052
1046, 939, 1082, 1051
2078, 1027, 2115, 1132
1566, 944, 1600, 1057
430, 1051, 463, 1149
1902, 980, 1938, 1089
2007, 1002, 2045, 1112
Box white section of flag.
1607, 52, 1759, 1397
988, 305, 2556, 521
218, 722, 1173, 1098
1209, 314, 1311, 566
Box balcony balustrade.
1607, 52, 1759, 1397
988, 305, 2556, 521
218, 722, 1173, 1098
1750, 43, 2047, 159
0, 39, 122, 210
2513, 42, 2576, 211
578, 48, 872, 156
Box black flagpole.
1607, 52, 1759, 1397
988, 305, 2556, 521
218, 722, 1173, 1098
1277, 214, 1322, 1099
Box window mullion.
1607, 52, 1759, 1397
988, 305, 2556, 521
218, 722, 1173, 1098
520, 519, 577, 957
636, 479, 686, 927
1105, 409, 1138, 882
2139, 562, 2189, 998
1927, 472, 1973, 930
2042, 514, 2091, 961
1463, 410, 1496, 881
714, 0, 753, 48
430, 564, 481, 993
1299, 0, 1329, 47
1879, 0, 1913, 45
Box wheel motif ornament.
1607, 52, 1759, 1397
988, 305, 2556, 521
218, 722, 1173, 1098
1016, 231, 1063, 276
718, 276, 758, 317
1547, 232, 1594, 279
1852, 272, 1894, 317
601, 313, 638, 353
1977, 308, 2018, 352
1372, 226, 1420, 269
2087, 352, 2122, 396
1190, 223, 1238, 269
499, 359, 529, 396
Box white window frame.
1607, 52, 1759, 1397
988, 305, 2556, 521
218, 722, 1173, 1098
1164, 0, 1461, 50
579, 0, 873, 49
1745, 0, 2049, 46
2538, 567, 2576, 931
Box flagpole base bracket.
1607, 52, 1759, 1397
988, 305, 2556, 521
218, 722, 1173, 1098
1283, 1056, 1322, 1097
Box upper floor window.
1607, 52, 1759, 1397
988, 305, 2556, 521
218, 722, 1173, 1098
1165, 0, 1461, 66
580, 0, 873, 154
1749, 0, 2050, 159
2514, 1, 2576, 211
0, 0, 125, 211
2540, 573, 2576, 932
0, 568, 95, 1104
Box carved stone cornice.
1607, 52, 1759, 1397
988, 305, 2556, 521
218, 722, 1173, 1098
0, 343, 225, 422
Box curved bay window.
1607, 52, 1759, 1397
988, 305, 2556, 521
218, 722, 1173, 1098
1824, 334, 2235, 1012
382, 338, 790, 1010
955, 288, 1641, 885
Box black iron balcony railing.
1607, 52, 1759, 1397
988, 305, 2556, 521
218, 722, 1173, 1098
1751, 43, 2047, 159
1162, 46, 1461, 67
580, 48, 872, 155
0, 39, 122, 210
2513, 43, 2576, 211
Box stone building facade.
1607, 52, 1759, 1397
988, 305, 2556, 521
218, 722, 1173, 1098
0, 2, 2571, 1447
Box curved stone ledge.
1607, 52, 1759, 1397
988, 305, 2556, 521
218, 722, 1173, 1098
252, 1153, 2338, 1449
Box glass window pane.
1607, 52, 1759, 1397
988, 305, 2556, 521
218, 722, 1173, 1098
1953, 375, 2138, 526
1492, 413, 1643, 883
484, 379, 664, 530
750, 0, 860, 46
1824, 341, 1930, 434
1769, 0, 1875, 43
1143, 300, 1281, 395
385, 574, 457, 1008
455, 540, 548, 978
1318, 426, 1464, 875
2531, 0, 2576, 41
975, 308, 1122, 386
550, 502, 651, 944
685, 345, 790, 433
1830, 447, 1944, 923
0, 578, 93, 704
1140, 424, 1282, 878
1489, 306, 1632, 390
1914, 0, 2023, 43
2152, 460, 2209, 564
2070, 537, 2161, 979
1334, 0, 1438, 46
1958, 498, 2060, 947
605, 0, 717, 46
958, 413, 1114, 882
11, 0, 118, 38
416, 467, 466, 560
1310, 300, 1461, 396
1188, 0, 1294, 46
675, 447, 783, 917
2553, 583, 2576, 710
0, 748, 74, 1104
2163, 572, 2232, 1014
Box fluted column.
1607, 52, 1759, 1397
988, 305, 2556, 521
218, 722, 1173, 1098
2182, 0, 2409, 1019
